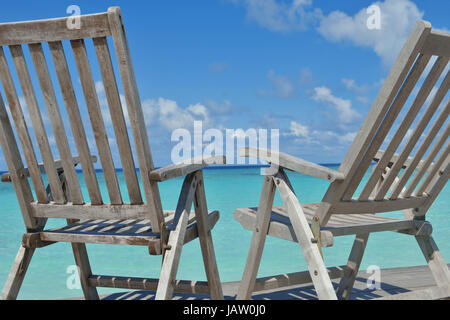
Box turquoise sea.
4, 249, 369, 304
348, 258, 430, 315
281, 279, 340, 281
0, 166, 448, 299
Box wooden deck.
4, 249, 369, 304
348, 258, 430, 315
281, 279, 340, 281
77, 264, 449, 300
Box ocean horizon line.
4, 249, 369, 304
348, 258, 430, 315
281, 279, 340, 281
0, 163, 343, 175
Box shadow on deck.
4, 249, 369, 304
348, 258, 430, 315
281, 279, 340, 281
95, 264, 449, 300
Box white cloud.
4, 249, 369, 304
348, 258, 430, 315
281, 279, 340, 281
95, 81, 214, 132
142, 98, 212, 131
230, 0, 425, 67
188, 103, 209, 120
337, 131, 357, 144
289, 120, 309, 137
312, 86, 360, 124
230, 0, 321, 32
317, 0, 423, 67
284, 120, 357, 149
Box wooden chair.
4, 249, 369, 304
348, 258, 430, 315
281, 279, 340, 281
234, 20, 450, 300
0, 7, 224, 300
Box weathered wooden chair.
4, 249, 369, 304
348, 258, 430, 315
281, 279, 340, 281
0, 7, 224, 300
234, 20, 450, 300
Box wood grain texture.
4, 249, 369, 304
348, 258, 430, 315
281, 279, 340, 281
93, 36, 142, 204
48, 41, 102, 205
71, 38, 122, 205
0, 94, 39, 229
0, 47, 47, 203
236, 176, 276, 300
0, 12, 111, 46
8, 44, 66, 204
240, 147, 344, 182
29, 42, 84, 204
108, 7, 164, 231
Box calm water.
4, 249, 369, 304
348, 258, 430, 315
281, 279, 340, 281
0, 166, 448, 299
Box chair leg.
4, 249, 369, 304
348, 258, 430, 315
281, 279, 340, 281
193, 171, 224, 300
275, 175, 337, 300
336, 233, 369, 300
236, 176, 276, 300
70, 243, 99, 300
1, 245, 35, 300
416, 235, 450, 287
155, 208, 190, 300
156, 173, 198, 300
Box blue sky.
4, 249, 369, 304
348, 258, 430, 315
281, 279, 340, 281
0, 0, 449, 170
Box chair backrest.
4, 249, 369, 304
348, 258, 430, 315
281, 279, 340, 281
0, 7, 165, 232
319, 21, 449, 225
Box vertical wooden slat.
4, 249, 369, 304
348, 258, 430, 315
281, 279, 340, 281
376, 72, 449, 200
70, 38, 122, 205
386, 96, 450, 200
108, 7, 164, 232
28, 42, 84, 205
8, 45, 66, 204
317, 21, 432, 225
359, 56, 448, 201
0, 46, 48, 203
0, 94, 39, 229
48, 41, 102, 205
404, 125, 450, 197
342, 53, 431, 200
415, 141, 450, 196
92, 37, 142, 204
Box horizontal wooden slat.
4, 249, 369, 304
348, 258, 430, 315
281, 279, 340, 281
421, 31, 450, 57
32, 203, 153, 220
330, 197, 427, 215
0, 12, 111, 46
87, 265, 351, 295
87, 275, 211, 294
39, 211, 220, 253
234, 207, 416, 238
31, 200, 219, 222
40, 232, 156, 246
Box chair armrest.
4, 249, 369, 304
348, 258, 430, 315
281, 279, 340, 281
149, 155, 226, 182
1, 155, 97, 183
239, 148, 344, 182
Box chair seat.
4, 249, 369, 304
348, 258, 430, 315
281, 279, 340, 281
40, 210, 219, 247
234, 204, 416, 239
